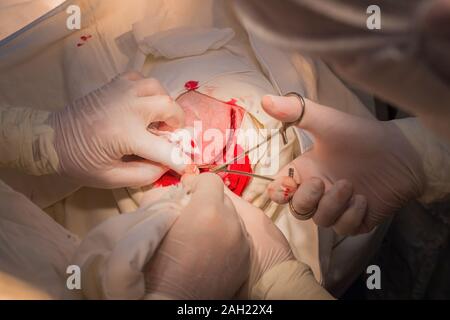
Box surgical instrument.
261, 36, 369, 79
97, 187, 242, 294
211, 92, 306, 174
220, 169, 275, 182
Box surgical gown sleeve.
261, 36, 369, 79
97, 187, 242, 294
250, 260, 334, 300
0, 179, 80, 299
395, 118, 450, 204
0, 106, 58, 175
71, 187, 186, 300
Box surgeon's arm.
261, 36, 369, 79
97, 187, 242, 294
394, 118, 450, 204
0, 106, 58, 176
0, 73, 191, 188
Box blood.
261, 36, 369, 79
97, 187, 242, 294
77, 34, 93, 48
223, 107, 237, 159
226, 98, 239, 107
153, 86, 252, 196
154, 172, 181, 187
224, 144, 252, 196
153, 144, 252, 196
230, 108, 237, 130
184, 80, 199, 91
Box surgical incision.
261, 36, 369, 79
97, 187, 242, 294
154, 91, 253, 196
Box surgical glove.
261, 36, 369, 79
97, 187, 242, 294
144, 173, 251, 300
222, 188, 294, 296
225, 187, 333, 300
48, 72, 191, 188
263, 95, 425, 235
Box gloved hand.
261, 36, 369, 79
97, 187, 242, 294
263, 95, 425, 235
48, 72, 191, 188
225, 188, 336, 300
222, 188, 294, 298
144, 173, 251, 300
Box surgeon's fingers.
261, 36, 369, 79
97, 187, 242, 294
132, 130, 192, 174
262, 95, 303, 123
313, 180, 353, 228
133, 95, 185, 128
124, 71, 145, 81
182, 173, 225, 203
134, 78, 168, 97
102, 161, 168, 188
289, 178, 325, 216
267, 176, 298, 204
332, 195, 367, 236
124, 72, 168, 96
261, 95, 349, 139
182, 174, 246, 246
266, 162, 325, 212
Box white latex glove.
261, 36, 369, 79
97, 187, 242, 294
144, 173, 251, 300
222, 188, 295, 298
225, 188, 334, 300
143, 173, 328, 300
263, 95, 426, 235
48, 72, 191, 188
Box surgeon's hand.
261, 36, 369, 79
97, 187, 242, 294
48, 72, 191, 188
263, 95, 425, 235
223, 188, 294, 298
144, 173, 251, 300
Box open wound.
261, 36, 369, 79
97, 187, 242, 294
154, 81, 253, 196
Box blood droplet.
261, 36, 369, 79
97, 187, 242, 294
77, 35, 93, 47
80, 35, 92, 41
185, 81, 199, 91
